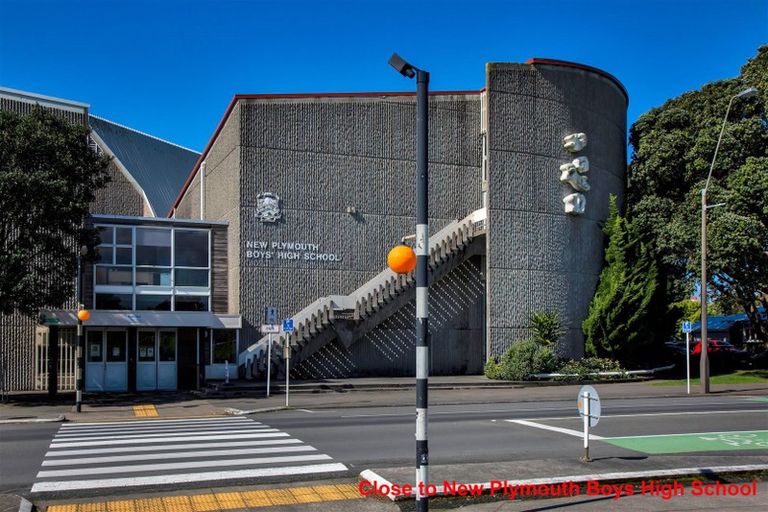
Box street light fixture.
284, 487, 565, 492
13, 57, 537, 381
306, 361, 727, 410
389, 52, 430, 512
700, 86, 758, 393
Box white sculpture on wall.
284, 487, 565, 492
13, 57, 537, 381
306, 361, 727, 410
563, 193, 586, 215
560, 166, 590, 192
560, 137, 589, 215
563, 133, 588, 153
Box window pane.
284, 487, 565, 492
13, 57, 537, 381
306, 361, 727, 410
115, 247, 132, 265
95, 266, 132, 286
96, 246, 113, 264
159, 332, 176, 361
138, 332, 155, 362
136, 228, 171, 266
212, 330, 236, 364
175, 296, 209, 312
106, 332, 126, 362
87, 331, 103, 362
136, 295, 171, 311
175, 230, 209, 267
136, 267, 172, 286
175, 268, 208, 287
98, 226, 113, 245
116, 227, 132, 245
95, 293, 132, 310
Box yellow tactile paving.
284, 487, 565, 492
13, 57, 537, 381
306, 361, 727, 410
131, 404, 158, 417
45, 483, 363, 511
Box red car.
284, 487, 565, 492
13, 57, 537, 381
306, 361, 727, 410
692, 340, 739, 355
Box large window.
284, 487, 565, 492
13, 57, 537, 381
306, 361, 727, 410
94, 224, 211, 311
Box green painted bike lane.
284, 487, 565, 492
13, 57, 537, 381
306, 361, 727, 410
603, 430, 768, 454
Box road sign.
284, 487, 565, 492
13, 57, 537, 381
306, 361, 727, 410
260, 324, 280, 334
682, 321, 692, 333
577, 385, 601, 427
282, 318, 294, 333
265, 306, 278, 325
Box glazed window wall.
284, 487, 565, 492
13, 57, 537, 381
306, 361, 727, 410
94, 225, 210, 311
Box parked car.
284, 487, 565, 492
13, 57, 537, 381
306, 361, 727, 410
691, 339, 744, 355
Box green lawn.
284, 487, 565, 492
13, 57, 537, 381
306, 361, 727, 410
652, 369, 768, 386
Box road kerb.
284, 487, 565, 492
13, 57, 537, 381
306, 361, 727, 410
0, 414, 65, 425
359, 464, 768, 502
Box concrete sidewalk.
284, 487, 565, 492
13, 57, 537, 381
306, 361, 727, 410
1, 377, 767, 424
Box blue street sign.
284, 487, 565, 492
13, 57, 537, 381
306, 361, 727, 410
282, 318, 294, 333
682, 321, 692, 334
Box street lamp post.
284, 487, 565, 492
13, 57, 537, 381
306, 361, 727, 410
700, 86, 758, 393
389, 52, 430, 512
75, 244, 88, 412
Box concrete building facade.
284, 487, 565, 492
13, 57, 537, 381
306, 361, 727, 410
173, 58, 628, 378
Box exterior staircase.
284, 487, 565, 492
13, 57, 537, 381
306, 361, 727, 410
237, 208, 487, 378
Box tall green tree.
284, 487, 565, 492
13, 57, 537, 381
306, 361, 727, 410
0, 106, 110, 316
583, 196, 676, 366
627, 46, 768, 341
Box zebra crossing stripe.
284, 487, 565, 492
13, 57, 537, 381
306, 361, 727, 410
42, 445, 318, 466
50, 431, 289, 448
31, 463, 349, 493
53, 428, 277, 442
37, 454, 334, 478
60, 416, 249, 427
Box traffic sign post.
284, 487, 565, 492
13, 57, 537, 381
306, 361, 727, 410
282, 319, 294, 407
682, 321, 693, 395
266, 334, 272, 398
577, 385, 600, 462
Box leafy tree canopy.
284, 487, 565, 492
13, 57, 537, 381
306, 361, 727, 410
0, 106, 110, 316
627, 46, 768, 341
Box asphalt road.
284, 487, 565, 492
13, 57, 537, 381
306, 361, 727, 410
1, 394, 765, 500
254, 395, 768, 469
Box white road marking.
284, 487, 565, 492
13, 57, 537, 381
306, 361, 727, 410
31, 463, 349, 493
507, 419, 604, 440
42, 445, 317, 466
60, 417, 251, 427
50, 432, 289, 448
52, 428, 278, 442
58, 420, 257, 433
45, 439, 302, 457
37, 454, 333, 478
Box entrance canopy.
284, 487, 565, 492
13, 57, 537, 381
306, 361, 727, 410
41, 310, 241, 329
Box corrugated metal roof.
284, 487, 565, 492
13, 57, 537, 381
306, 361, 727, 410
692, 307, 766, 332
89, 115, 200, 216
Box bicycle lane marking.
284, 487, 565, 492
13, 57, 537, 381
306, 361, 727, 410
602, 430, 768, 454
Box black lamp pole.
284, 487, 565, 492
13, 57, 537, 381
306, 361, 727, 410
389, 52, 430, 512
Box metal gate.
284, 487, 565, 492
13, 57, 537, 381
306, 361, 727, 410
35, 327, 77, 391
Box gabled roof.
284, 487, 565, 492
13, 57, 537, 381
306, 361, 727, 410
89, 115, 200, 217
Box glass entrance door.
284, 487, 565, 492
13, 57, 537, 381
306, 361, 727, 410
137, 330, 157, 390
86, 330, 127, 391
136, 330, 177, 391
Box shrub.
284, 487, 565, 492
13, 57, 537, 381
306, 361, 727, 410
495, 339, 557, 380
555, 357, 626, 382
484, 357, 503, 379
529, 311, 565, 347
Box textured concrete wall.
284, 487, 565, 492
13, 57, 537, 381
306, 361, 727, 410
485, 62, 627, 358
236, 95, 483, 353
90, 160, 144, 216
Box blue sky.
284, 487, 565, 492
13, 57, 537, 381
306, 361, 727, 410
0, 0, 765, 152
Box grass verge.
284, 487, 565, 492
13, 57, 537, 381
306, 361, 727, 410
652, 369, 768, 386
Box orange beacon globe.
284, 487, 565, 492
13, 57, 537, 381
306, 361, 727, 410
387, 245, 417, 274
